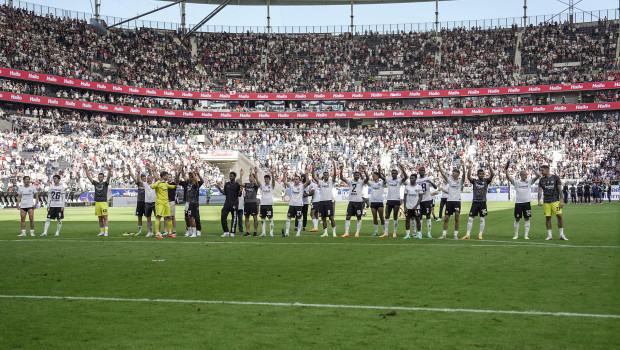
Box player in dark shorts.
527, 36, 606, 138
538, 165, 567, 240
339, 164, 366, 237
128, 166, 147, 235
569, 184, 576, 204
403, 173, 423, 239
182, 168, 204, 237
463, 159, 494, 240
178, 167, 204, 237
240, 167, 260, 236
215, 170, 242, 237
437, 160, 466, 240
258, 169, 276, 237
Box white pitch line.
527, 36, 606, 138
1, 238, 618, 249
0, 294, 617, 319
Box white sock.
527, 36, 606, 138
21, 229, 26, 235
262, 220, 266, 234
345, 220, 351, 234
466, 217, 474, 236
413, 226, 417, 236
524, 221, 530, 237
312, 218, 318, 229
269, 219, 274, 235
454, 230, 459, 236
44, 219, 51, 234
479, 217, 485, 235
514, 221, 520, 236
442, 229, 447, 236
426, 218, 432, 235
138, 225, 142, 233
547, 229, 552, 238
105, 226, 108, 232
356, 220, 362, 234
324, 227, 328, 234
297, 225, 302, 236
332, 226, 336, 235
374, 224, 378, 233
384, 222, 389, 234
286, 219, 291, 235
405, 229, 410, 236
393, 220, 398, 234
30, 229, 35, 235
559, 228, 564, 236
56, 220, 62, 234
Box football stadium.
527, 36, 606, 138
0, 0, 619, 348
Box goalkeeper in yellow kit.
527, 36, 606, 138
150, 164, 177, 238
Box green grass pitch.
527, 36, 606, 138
1, 201, 619, 349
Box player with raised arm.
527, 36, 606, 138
240, 167, 260, 237
340, 164, 366, 238
258, 168, 276, 237
142, 167, 157, 237
385, 165, 407, 238
216, 170, 242, 237
17, 175, 38, 237
538, 165, 568, 240
150, 164, 176, 238
368, 165, 387, 237
178, 167, 205, 237
295, 173, 311, 233
417, 166, 438, 238
308, 170, 321, 232
83, 164, 112, 237
505, 162, 540, 239
164, 168, 181, 236
312, 161, 338, 237
437, 159, 465, 240
463, 158, 495, 240
183, 168, 204, 238
128, 165, 146, 235
41, 174, 65, 237
283, 170, 311, 237
403, 173, 423, 239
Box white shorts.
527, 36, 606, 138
169, 201, 176, 216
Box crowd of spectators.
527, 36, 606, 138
207, 112, 619, 186
1, 5, 618, 94
1, 104, 617, 194
0, 108, 224, 192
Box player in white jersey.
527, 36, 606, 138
339, 164, 366, 237
42, 174, 66, 237
505, 162, 540, 239
284, 171, 311, 237
384, 165, 408, 238
258, 169, 276, 237
437, 160, 466, 239
17, 175, 38, 237
437, 178, 449, 221
307, 180, 320, 232
312, 161, 338, 237
295, 174, 312, 232
368, 165, 387, 236
403, 173, 424, 239
417, 166, 439, 238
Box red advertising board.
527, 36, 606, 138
1, 91, 618, 119
0, 67, 617, 101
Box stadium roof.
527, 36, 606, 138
168, 0, 450, 6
